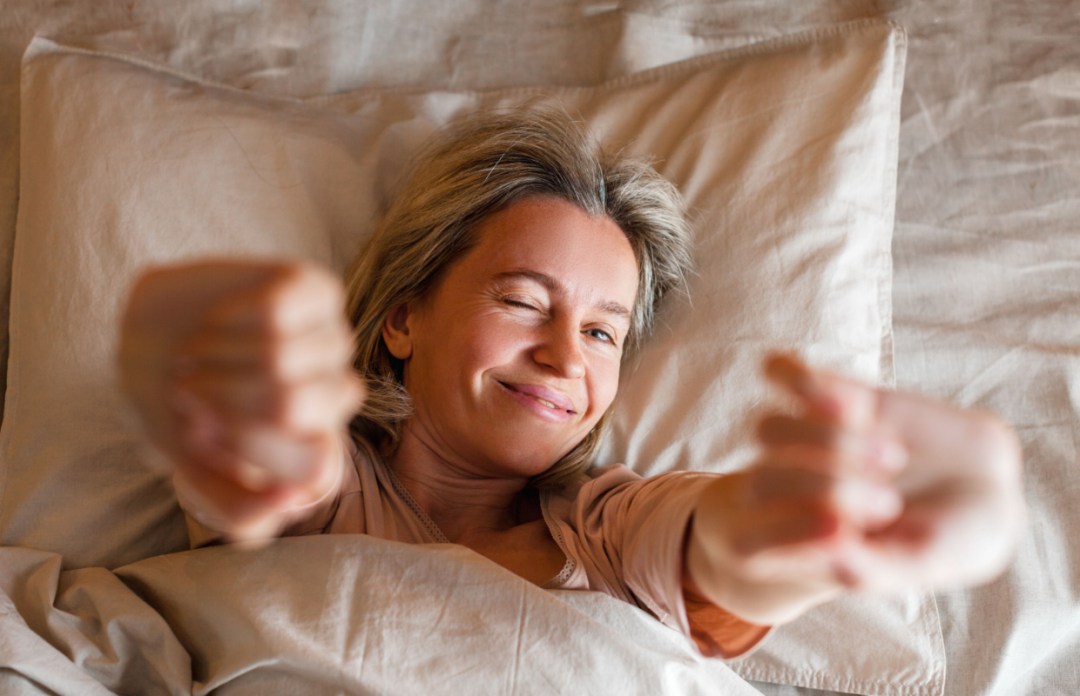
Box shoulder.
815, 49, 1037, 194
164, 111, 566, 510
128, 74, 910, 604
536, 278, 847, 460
546, 463, 641, 501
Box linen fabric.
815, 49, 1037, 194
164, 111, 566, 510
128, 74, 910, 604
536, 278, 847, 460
0, 19, 938, 695
2, 3, 1078, 695
0, 541, 765, 695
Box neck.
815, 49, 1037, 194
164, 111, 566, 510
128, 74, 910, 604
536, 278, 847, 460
386, 425, 533, 543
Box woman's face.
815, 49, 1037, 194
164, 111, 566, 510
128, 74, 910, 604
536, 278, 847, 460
384, 195, 639, 478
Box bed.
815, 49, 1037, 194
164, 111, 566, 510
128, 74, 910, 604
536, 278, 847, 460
0, 2, 1077, 695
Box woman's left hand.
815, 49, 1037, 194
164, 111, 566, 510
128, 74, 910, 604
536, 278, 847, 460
686, 354, 1025, 625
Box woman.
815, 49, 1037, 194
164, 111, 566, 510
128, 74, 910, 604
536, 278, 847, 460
119, 109, 1024, 658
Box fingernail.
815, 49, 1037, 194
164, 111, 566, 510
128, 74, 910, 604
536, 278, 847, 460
766, 356, 843, 418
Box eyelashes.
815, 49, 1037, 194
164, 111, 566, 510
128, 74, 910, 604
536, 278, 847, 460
497, 295, 620, 347
500, 295, 540, 311
584, 327, 615, 344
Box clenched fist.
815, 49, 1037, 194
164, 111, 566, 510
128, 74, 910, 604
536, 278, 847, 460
686, 354, 1025, 625
118, 260, 365, 544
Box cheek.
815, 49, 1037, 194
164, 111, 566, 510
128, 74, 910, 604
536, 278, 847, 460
449, 315, 528, 380
588, 360, 622, 415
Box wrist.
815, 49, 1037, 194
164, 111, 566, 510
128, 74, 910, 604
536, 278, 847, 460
687, 477, 842, 625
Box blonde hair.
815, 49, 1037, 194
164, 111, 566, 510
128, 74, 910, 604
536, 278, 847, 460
346, 107, 692, 488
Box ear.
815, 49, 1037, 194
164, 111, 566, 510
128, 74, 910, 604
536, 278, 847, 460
382, 303, 414, 360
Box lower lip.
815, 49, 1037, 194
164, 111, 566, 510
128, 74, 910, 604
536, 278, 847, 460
498, 382, 575, 423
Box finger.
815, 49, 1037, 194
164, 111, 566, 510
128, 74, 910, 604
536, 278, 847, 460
758, 413, 836, 448
763, 353, 840, 418
738, 464, 833, 506
127, 261, 294, 336
745, 457, 903, 532
174, 387, 350, 486
834, 479, 905, 532
757, 414, 909, 476
727, 500, 841, 557
200, 263, 347, 338
174, 458, 298, 532
178, 320, 356, 383
176, 370, 365, 431
171, 376, 356, 492
172, 431, 344, 542
847, 486, 1015, 593
763, 353, 879, 429
233, 427, 343, 486
171, 396, 282, 490
828, 527, 936, 593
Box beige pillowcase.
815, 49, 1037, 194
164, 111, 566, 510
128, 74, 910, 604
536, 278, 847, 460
3, 22, 931, 693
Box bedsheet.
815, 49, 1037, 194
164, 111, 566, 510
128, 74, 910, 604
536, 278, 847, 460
0, 537, 765, 695
1, 2, 1078, 695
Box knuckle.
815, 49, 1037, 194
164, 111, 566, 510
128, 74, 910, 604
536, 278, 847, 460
251, 269, 305, 332
819, 425, 843, 450
262, 341, 295, 380
260, 382, 296, 425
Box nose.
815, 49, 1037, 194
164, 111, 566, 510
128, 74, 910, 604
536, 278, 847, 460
533, 319, 586, 379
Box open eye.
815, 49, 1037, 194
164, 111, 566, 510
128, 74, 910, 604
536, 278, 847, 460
584, 327, 616, 345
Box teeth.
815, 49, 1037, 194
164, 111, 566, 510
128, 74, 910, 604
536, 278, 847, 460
536, 397, 556, 409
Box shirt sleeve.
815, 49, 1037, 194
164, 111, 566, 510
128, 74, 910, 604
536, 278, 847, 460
543, 465, 770, 659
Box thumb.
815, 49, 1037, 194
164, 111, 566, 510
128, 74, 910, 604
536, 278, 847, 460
762, 352, 878, 429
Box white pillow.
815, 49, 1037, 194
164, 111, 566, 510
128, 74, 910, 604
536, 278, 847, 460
3, 23, 934, 694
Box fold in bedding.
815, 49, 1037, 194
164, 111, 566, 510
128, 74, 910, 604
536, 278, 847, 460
0, 538, 760, 695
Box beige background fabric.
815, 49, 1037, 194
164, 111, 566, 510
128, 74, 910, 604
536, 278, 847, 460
0, 2, 1077, 696
2, 25, 917, 694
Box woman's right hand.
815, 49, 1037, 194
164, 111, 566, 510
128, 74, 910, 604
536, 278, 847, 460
118, 260, 366, 544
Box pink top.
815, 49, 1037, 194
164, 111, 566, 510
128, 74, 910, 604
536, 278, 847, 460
187, 438, 769, 658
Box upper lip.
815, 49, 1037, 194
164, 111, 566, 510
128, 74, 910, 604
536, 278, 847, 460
499, 381, 579, 414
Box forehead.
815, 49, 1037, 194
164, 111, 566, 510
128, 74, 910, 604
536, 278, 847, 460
455, 196, 640, 308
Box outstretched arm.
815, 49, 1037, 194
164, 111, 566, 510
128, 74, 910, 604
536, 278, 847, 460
685, 354, 1024, 626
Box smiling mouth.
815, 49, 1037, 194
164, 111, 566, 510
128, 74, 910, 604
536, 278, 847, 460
498, 381, 577, 415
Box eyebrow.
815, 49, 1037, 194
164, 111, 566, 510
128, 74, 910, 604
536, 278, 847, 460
492, 270, 633, 320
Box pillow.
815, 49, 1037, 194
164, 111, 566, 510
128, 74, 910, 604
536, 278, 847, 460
3, 22, 937, 695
